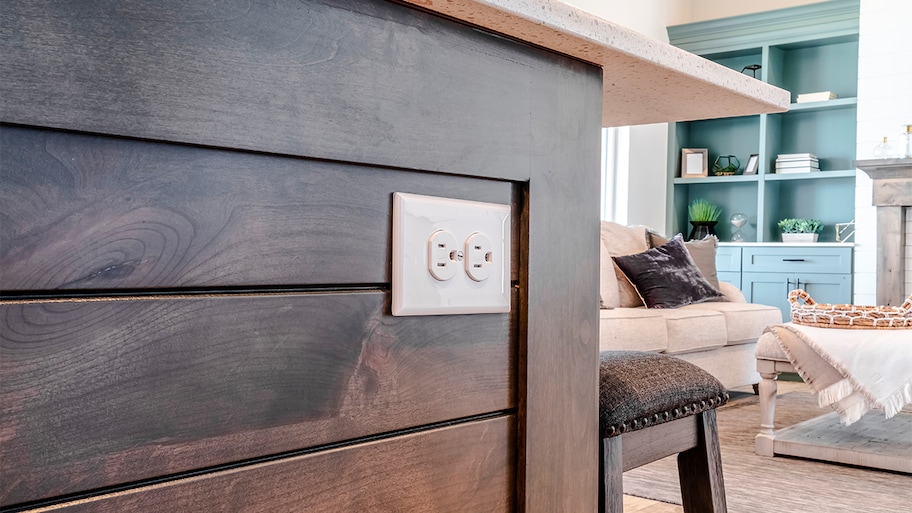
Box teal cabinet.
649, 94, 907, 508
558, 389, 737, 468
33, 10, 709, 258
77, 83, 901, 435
739, 245, 853, 319
667, 0, 859, 243
741, 246, 852, 275
743, 272, 852, 319
716, 245, 742, 289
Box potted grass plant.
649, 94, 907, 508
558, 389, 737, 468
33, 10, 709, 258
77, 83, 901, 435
778, 218, 823, 243
688, 199, 722, 240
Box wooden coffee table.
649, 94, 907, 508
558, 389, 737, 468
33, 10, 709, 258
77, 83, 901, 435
755, 354, 912, 473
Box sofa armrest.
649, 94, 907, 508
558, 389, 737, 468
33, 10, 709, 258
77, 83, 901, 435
719, 281, 746, 303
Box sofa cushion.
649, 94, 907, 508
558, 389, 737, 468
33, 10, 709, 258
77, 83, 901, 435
612, 235, 723, 309
684, 302, 783, 345
660, 308, 728, 354
599, 243, 621, 309
600, 221, 650, 308
718, 281, 746, 303
648, 231, 721, 290
599, 308, 668, 352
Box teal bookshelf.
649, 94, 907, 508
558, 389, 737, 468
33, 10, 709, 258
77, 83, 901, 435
666, 0, 860, 244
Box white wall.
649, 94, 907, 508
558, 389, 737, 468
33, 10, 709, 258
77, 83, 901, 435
853, 0, 912, 305
562, 0, 689, 39
680, 0, 830, 24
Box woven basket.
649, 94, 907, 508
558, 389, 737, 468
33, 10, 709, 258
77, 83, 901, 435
789, 289, 912, 330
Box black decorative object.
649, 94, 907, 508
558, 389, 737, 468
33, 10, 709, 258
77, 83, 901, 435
688, 221, 717, 241
741, 64, 761, 78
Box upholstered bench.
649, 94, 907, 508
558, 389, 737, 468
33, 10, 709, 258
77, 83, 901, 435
599, 351, 730, 513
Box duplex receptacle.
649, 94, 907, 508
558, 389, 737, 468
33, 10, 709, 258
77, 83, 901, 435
392, 192, 510, 316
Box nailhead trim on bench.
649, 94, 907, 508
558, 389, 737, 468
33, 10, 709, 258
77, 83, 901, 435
602, 394, 729, 436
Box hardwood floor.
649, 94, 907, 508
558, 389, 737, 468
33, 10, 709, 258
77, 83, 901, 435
623, 495, 683, 512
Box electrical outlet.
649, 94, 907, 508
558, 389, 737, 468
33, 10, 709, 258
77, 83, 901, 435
427, 229, 459, 281
465, 232, 493, 282
392, 192, 511, 316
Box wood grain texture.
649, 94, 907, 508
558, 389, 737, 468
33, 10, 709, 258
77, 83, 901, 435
0, 126, 514, 292
2, 0, 606, 510
518, 31, 603, 513
772, 411, 912, 473
1, 0, 572, 181
600, 436, 624, 513
28, 415, 515, 513
871, 179, 912, 206
621, 417, 698, 472
678, 410, 727, 513
876, 206, 904, 305
0, 292, 514, 506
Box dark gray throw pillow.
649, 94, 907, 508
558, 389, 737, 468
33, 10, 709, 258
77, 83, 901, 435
612, 235, 723, 309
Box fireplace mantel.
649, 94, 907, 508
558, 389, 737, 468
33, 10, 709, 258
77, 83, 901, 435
855, 158, 912, 305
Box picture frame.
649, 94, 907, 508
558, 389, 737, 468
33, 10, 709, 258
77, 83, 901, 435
744, 153, 760, 175
681, 148, 708, 178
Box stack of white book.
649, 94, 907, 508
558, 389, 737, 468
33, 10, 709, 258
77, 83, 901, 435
796, 91, 838, 103
776, 153, 819, 174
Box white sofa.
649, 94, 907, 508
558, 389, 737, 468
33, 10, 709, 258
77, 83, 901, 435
599, 222, 782, 389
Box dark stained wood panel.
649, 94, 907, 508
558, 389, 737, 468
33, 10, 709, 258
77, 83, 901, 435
0, 0, 577, 181
520, 36, 602, 512
28, 416, 516, 513
1, 0, 605, 510
0, 292, 514, 506
0, 126, 514, 292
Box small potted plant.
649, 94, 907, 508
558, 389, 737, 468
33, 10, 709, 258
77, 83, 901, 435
688, 199, 722, 240
778, 218, 824, 243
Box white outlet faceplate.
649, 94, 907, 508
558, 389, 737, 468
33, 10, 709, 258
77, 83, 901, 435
392, 192, 511, 316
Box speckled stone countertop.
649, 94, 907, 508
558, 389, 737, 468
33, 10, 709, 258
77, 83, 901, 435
400, 0, 790, 127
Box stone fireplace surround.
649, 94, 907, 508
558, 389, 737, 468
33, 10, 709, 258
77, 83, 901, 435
855, 158, 912, 306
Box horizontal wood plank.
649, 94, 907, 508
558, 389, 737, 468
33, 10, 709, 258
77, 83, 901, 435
621, 416, 698, 472
0, 126, 515, 292
0, 0, 579, 180
30, 415, 516, 513
0, 292, 514, 506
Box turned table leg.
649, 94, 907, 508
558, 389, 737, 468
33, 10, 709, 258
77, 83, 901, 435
755, 359, 779, 457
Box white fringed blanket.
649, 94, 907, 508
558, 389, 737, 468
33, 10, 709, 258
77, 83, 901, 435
765, 323, 912, 425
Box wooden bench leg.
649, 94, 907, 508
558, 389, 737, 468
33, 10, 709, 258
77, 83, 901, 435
677, 409, 727, 513
755, 359, 780, 457
599, 436, 623, 513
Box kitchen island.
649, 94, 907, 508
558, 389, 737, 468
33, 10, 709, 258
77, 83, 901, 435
0, 1, 786, 511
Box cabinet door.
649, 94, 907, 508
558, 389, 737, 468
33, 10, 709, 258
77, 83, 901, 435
717, 271, 742, 290
743, 272, 793, 317
716, 246, 742, 289
797, 272, 852, 305
743, 272, 852, 320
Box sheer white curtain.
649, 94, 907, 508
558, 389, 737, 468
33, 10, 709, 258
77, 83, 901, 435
600, 126, 630, 223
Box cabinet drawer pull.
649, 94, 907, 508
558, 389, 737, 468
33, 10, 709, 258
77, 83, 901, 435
782, 258, 806, 262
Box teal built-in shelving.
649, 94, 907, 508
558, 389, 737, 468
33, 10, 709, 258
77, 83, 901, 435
666, 0, 860, 243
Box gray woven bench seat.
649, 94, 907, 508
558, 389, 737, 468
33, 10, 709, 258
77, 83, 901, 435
599, 350, 729, 513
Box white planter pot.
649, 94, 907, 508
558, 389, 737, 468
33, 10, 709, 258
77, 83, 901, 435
782, 233, 819, 243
